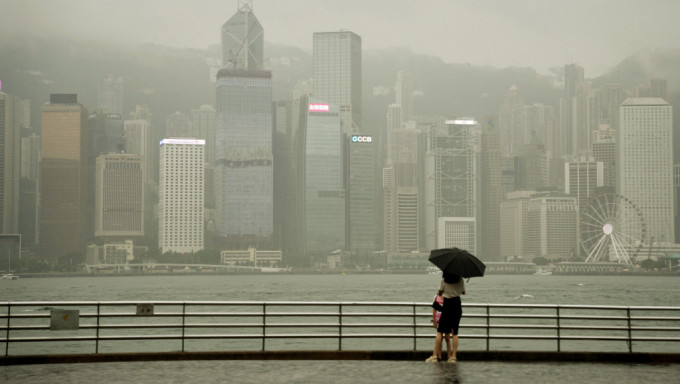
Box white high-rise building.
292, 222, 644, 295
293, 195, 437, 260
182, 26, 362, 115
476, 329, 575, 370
619, 98, 674, 243
159, 139, 204, 253
97, 75, 123, 116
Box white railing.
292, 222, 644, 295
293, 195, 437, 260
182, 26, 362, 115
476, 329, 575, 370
2, 301, 679, 356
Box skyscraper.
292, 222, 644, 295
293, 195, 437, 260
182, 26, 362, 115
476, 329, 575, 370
561, 63, 585, 157
312, 31, 362, 134
564, 157, 604, 210
39, 94, 88, 258
424, 119, 478, 250
221, 0, 263, 70
347, 133, 376, 254
395, 70, 414, 122
0, 91, 22, 234
303, 101, 344, 256
214, 68, 273, 247
619, 98, 674, 243
526, 194, 578, 258
166, 111, 191, 139
479, 116, 502, 261
95, 154, 144, 239
190, 105, 216, 165
158, 139, 204, 253
97, 75, 123, 116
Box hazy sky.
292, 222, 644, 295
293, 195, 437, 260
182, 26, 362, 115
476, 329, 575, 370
2, 0, 679, 76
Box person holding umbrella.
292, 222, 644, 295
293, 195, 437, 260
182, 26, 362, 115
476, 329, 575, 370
425, 271, 465, 363
426, 247, 485, 363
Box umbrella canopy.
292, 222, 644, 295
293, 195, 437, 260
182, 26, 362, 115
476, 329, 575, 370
428, 248, 486, 278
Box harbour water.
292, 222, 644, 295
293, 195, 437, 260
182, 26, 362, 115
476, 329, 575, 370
1, 273, 679, 383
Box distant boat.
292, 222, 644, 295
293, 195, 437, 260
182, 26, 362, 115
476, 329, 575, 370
261, 267, 292, 273
0, 273, 19, 280
534, 269, 552, 276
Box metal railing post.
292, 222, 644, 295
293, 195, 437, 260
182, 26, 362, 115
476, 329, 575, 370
338, 303, 343, 351
627, 307, 632, 353
262, 303, 266, 351
181, 302, 186, 352
5, 303, 10, 357
95, 303, 101, 354
486, 304, 490, 352
556, 306, 561, 352
413, 303, 417, 351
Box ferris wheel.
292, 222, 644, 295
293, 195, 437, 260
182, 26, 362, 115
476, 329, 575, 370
579, 193, 646, 265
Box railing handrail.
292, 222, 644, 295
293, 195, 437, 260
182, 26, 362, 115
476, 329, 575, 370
1, 300, 679, 357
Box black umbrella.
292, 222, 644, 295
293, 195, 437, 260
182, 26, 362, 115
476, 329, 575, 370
428, 248, 486, 278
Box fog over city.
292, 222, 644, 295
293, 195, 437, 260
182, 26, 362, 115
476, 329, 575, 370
2, 0, 680, 75
1, 0, 680, 274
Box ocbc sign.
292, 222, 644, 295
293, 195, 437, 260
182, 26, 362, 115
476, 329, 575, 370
351, 135, 372, 143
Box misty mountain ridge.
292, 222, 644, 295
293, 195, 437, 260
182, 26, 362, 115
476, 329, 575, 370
1, 35, 677, 134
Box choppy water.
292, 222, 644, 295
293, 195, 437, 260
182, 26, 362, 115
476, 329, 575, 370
1, 273, 678, 306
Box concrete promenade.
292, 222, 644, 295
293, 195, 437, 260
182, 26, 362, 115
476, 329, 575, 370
2, 350, 679, 366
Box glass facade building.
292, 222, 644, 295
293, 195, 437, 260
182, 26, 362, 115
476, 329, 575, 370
215, 69, 273, 238
304, 101, 345, 255
312, 31, 362, 134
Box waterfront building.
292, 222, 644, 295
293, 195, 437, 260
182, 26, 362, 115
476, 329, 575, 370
0, 91, 22, 234
437, 217, 476, 254
97, 75, 123, 116
21, 133, 40, 182
424, 119, 478, 250
479, 116, 502, 261
499, 191, 535, 260
312, 31, 362, 134
158, 138, 204, 254
86, 240, 134, 265
221, 0, 263, 70
39, 94, 88, 258
221, 247, 282, 266
214, 69, 273, 248
619, 98, 674, 243
303, 101, 345, 257
347, 133, 377, 253
94, 154, 144, 239
525, 195, 578, 259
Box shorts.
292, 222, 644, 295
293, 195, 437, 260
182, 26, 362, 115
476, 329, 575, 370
437, 296, 462, 335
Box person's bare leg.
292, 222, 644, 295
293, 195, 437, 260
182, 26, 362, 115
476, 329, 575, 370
445, 333, 452, 359
451, 334, 459, 361
434, 332, 443, 359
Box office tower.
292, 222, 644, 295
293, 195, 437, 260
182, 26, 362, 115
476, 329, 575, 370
564, 157, 604, 209
526, 195, 578, 258
215, 68, 273, 249
560, 63, 585, 157
20, 99, 31, 129
500, 157, 517, 196
313, 31, 362, 134
39, 94, 88, 258
166, 111, 191, 139
395, 70, 414, 122
515, 134, 548, 191
95, 154, 144, 238
221, 0, 263, 70
129, 105, 155, 184
347, 133, 376, 254
594, 84, 624, 134
592, 125, 616, 188
619, 98, 674, 243
498, 85, 524, 157
383, 125, 419, 258
479, 117, 502, 261
273, 98, 305, 264
158, 139, 204, 253
424, 119, 478, 250
0, 92, 22, 233
500, 191, 536, 260
303, 101, 344, 256
97, 75, 123, 116
123, 119, 150, 159
88, 111, 124, 238
21, 133, 40, 181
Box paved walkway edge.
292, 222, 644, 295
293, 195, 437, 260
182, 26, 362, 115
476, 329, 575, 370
2, 350, 679, 366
